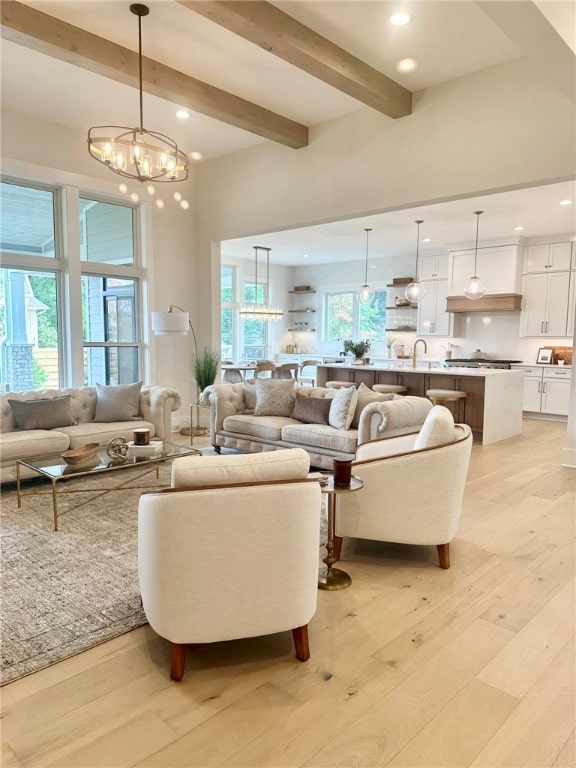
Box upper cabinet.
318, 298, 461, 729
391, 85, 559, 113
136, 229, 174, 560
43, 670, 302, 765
520, 271, 571, 337
448, 245, 522, 296
417, 279, 453, 337
419, 253, 448, 281
524, 242, 572, 273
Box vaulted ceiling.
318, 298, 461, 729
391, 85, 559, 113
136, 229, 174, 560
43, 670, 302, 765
2, 0, 573, 162
1, 1, 574, 264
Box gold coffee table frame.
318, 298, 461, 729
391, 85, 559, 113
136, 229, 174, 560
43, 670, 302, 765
319, 474, 363, 590
16, 441, 201, 531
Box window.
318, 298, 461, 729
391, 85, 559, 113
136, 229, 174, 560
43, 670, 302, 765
324, 290, 387, 342
0, 180, 144, 392
0, 268, 60, 390
220, 264, 271, 362
242, 280, 268, 360
79, 196, 142, 386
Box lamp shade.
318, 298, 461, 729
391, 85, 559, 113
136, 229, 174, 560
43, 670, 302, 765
151, 311, 189, 335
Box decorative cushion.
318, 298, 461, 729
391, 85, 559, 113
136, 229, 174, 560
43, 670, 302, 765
292, 393, 332, 425
413, 405, 455, 450
329, 386, 358, 430
8, 396, 74, 431
94, 381, 143, 422
351, 383, 395, 429
254, 378, 295, 417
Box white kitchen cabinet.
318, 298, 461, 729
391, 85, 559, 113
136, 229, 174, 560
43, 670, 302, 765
448, 244, 521, 295
511, 365, 571, 416
417, 280, 452, 336
567, 272, 575, 338
420, 253, 449, 281
521, 271, 570, 337
524, 242, 572, 273
542, 369, 572, 415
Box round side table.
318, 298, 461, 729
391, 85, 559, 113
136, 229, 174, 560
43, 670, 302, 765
319, 474, 363, 590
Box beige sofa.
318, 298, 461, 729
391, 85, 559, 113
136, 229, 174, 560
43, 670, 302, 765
0, 385, 182, 483
204, 382, 433, 470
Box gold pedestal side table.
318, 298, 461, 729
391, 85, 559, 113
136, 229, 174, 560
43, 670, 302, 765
319, 474, 363, 590
180, 403, 210, 445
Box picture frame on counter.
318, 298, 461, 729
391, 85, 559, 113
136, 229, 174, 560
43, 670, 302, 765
536, 347, 553, 364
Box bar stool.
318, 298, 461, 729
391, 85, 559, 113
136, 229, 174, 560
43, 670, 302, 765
372, 384, 407, 395
426, 388, 467, 422
326, 381, 357, 389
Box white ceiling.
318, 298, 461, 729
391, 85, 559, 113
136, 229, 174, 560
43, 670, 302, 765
3, 0, 566, 162
1, 1, 574, 265
222, 181, 576, 265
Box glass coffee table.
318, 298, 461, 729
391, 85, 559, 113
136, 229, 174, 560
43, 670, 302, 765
16, 441, 201, 531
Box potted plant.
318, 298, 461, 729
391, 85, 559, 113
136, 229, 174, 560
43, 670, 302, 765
343, 339, 371, 364
193, 347, 221, 396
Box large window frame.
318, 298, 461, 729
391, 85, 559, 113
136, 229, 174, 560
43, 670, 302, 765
220, 263, 272, 362
323, 289, 388, 342
0, 177, 146, 389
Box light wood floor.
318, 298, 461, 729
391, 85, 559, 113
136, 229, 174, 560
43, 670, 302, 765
1, 419, 574, 768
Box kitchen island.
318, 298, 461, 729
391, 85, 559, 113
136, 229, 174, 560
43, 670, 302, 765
316, 363, 524, 445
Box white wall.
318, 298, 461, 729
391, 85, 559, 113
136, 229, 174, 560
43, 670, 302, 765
1, 109, 196, 425
195, 57, 575, 350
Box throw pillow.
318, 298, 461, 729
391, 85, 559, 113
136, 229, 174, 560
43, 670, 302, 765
413, 405, 455, 450
351, 386, 395, 429
9, 396, 74, 431
328, 386, 358, 430
292, 393, 332, 425
94, 381, 143, 422
254, 378, 295, 417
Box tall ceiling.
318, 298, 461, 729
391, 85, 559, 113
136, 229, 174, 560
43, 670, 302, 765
1, 0, 575, 264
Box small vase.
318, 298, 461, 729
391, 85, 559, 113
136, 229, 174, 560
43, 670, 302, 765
352, 357, 364, 366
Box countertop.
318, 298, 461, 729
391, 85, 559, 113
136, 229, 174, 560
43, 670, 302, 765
317, 363, 524, 377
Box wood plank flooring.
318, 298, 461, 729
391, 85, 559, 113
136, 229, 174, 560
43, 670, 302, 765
1, 419, 574, 767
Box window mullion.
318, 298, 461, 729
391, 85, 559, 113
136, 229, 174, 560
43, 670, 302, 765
61, 186, 85, 386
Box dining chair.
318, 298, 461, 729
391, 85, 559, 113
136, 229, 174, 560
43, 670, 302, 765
298, 360, 318, 387
276, 362, 299, 382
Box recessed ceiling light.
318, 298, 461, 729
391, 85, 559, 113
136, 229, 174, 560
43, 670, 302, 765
176, 110, 190, 119
302, 254, 310, 259
422, 237, 432, 243
559, 199, 573, 206
370, 265, 377, 269
514, 225, 526, 231
190, 151, 203, 161
390, 12, 411, 25
397, 58, 417, 73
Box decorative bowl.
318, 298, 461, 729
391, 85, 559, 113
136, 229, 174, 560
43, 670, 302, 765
62, 443, 100, 465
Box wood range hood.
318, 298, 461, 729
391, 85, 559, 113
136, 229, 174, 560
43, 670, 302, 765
446, 294, 522, 313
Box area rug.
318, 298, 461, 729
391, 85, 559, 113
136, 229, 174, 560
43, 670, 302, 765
1, 451, 327, 686
0, 463, 175, 686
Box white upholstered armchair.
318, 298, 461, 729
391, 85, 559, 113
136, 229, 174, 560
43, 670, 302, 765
138, 448, 321, 681
334, 406, 473, 569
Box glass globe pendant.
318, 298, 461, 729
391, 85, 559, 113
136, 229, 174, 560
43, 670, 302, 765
404, 220, 426, 304
358, 228, 375, 304
464, 211, 486, 300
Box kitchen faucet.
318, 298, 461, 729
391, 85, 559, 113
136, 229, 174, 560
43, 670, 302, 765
412, 338, 428, 368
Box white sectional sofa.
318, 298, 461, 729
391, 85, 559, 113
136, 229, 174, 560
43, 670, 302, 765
0, 385, 181, 483
204, 382, 433, 470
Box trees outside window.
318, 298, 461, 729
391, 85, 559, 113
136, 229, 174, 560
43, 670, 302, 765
324, 290, 387, 343
0, 180, 144, 391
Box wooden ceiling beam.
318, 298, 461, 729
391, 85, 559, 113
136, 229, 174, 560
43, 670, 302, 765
0, 0, 308, 149
178, 0, 412, 119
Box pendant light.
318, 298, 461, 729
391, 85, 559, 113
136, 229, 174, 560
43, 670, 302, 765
404, 220, 426, 304
239, 246, 284, 320
358, 228, 375, 304
87, 4, 189, 183
464, 211, 487, 300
